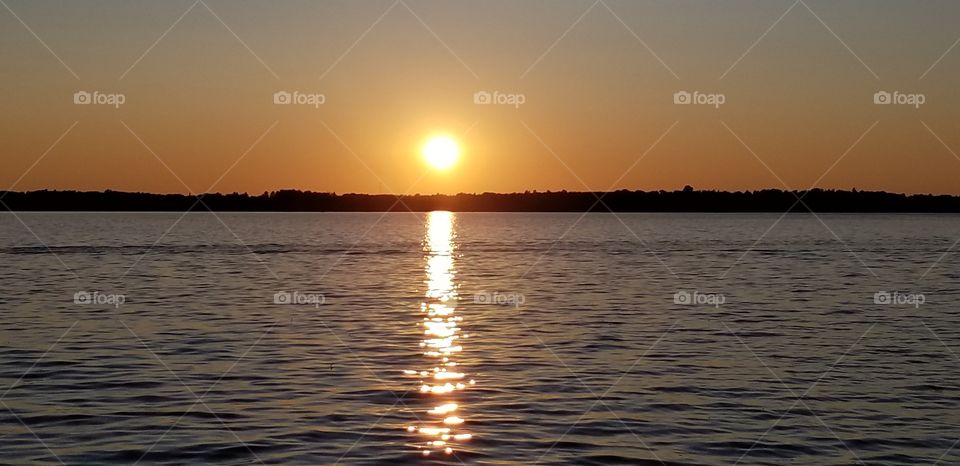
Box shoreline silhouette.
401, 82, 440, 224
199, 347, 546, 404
2, 188, 960, 212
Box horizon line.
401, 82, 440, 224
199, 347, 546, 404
4, 187, 960, 197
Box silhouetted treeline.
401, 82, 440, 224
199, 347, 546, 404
2, 188, 960, 212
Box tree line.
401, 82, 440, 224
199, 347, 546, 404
2, 188, 959, 212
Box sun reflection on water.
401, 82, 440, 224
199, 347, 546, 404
404, 211, 474, 457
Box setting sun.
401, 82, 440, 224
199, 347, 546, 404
422, 135, 460, 171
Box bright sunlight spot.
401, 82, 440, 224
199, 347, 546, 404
422, 135, 460, 171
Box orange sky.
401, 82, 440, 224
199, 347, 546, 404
2, 0, 960, 195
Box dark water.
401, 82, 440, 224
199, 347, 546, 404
1, 212, 959, 465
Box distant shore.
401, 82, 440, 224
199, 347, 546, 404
2, 188, 960, 212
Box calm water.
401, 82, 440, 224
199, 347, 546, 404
1, 212, 959, 465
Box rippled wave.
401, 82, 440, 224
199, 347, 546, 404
1, 213, 959, 464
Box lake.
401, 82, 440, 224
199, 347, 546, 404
1, 212, 959, 465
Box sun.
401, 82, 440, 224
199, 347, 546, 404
422, 135, 460, 171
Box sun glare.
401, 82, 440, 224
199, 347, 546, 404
423, 135, 460, 171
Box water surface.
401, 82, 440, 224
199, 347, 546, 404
1, 212, 959, 465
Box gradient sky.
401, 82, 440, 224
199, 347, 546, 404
2, 0, 960, 195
